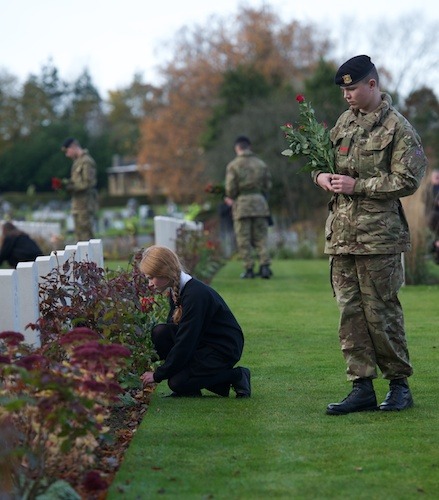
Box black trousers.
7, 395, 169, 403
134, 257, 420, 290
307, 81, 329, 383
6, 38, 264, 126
152, 323, 242, 396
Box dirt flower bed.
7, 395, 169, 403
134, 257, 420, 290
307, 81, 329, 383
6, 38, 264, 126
70, 387, 154, 498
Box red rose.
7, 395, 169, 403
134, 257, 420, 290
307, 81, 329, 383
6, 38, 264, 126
140, 296, 156, 313
296, 94, 305, 103
51, 177, 63, 190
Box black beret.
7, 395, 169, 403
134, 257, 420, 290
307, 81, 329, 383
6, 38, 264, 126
335, 55, 375, 86
61, 137, 76, 149
234, 136, 251, 146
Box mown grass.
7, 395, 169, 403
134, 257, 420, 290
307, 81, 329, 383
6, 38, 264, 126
108, 259, 439, 500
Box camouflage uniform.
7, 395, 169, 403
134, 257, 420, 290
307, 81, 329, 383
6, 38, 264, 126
65, 149, 98, 241
314, 93, 427, 382
225, 150, 272, 270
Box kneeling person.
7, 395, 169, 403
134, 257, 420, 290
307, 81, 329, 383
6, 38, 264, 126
140, 245, 251, 398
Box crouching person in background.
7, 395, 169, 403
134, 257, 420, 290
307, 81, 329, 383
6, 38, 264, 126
0, 222, 43, 268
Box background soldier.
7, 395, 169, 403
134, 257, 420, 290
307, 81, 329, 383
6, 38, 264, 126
61, 138, 98, 241
225, 136, 272, 279
313, 55, 427, 415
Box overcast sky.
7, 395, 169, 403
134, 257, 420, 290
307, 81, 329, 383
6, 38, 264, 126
1, 0, 438, 97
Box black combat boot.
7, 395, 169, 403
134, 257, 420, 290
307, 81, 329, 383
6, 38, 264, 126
326, 378, 378, 415
240, 268, 255, 279
259, 264, 272, 279
379, 378, 413, 411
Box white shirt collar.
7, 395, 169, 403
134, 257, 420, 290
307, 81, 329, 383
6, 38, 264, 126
180, 271, 192, 292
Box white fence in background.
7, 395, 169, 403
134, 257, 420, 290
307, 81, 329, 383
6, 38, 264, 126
154, 216, 203, 251
0, 239, 104, 347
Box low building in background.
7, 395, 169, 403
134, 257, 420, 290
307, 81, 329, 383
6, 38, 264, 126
107, 160, 150, 196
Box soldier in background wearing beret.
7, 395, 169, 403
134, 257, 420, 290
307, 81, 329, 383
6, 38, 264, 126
61, 138, 98, 242
313, 55, 428, 415
225, 136, 273, 279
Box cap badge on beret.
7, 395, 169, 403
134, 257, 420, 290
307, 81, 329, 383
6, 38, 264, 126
342, 74, 353, 85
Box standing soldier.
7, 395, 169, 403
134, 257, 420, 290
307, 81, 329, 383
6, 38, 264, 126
225, 136, 272, 279
61, 138, 98, 241
313, 55, 427, 415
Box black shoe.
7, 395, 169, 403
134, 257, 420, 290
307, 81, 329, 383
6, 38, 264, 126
240, 268, 255, 279
259, 264, 272, 279
379, 379, 413, 411
232, 367, 251, 398
165, 391, 203, 398
326, 379, 378, 415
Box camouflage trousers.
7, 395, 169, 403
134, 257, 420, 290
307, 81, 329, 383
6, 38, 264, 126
234, 217, 270, 270
330, 254, 413, 381
73, 211, 95, 242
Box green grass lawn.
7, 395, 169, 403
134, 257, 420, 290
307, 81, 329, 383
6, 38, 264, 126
108, 259, 439, 500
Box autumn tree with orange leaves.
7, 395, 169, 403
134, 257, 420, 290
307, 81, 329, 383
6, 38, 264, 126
138, 5, 331, 203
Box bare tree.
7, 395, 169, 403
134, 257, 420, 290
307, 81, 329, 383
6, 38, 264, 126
328, 13, 439, 99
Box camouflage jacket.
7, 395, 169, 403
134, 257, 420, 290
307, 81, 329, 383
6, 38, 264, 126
225, 151, 272, 220
66, 150, 98, 214
314, 93, 427, 255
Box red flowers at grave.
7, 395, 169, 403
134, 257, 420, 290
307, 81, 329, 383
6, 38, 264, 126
0, 331, 25, 346
140, 296, 156, 313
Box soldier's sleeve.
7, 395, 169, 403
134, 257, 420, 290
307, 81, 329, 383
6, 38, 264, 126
311, 170, 324, 186
225, 162, 238, 199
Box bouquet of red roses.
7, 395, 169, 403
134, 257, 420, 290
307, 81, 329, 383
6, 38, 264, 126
51, 177, 69, 190
280, 94, 335, 174
51, 177, 63, 190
